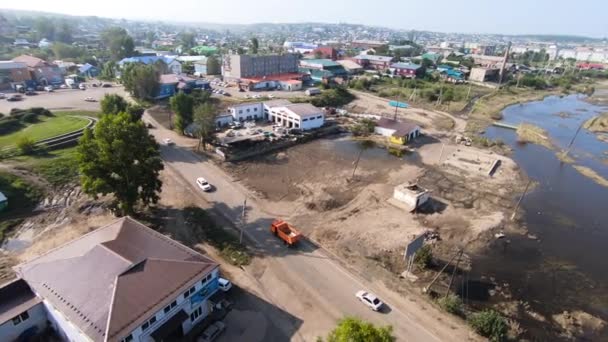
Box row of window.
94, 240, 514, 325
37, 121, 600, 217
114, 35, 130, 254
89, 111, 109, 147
12, 311, 29, 326
238, 107, 259, 114
141, 315, 157, 331
183, 285, 197, 300
302, 116, 324, 122
190, 306, 203, 322
163, 299, 177, 314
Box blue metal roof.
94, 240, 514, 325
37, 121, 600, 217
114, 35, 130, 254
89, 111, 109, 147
79, 63, 96, 73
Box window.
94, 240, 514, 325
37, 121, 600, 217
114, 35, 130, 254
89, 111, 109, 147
121, 334, 133, 342
317, 116, 323, 119
164, 300, 177, 314
141, 315, 157, 332
302, 118, 308, 122
183, 286, 196, 300
254, 108, 258, 111
246, 108, 250, 113
239, 110, 243, 114
190, 306, 203, 322
12, 311, 29, 326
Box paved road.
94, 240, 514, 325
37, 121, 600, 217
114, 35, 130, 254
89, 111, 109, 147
144, 112, 474, 342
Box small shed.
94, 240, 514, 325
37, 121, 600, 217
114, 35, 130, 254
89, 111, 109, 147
0, 192, 7, 212
393, 183, 429, 212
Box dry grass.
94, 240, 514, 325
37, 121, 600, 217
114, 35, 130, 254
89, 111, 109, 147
556, 151, 576, 164
583, 113, 608, 133
573, 165, 608, 188
516, 123, 552, 149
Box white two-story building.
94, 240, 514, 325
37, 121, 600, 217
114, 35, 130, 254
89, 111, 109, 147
1, 217, 221, 342
226, 100, 325, 131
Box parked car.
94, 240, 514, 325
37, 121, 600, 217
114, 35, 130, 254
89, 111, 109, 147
355, 291, 384, 311
0, 93, 5, 99
268, 94, 275, 99
196, 177, 212, 192
102, 83, 112, 88
60, 84, 69, 89
218, 277, 232, 292
84, 97, 96, 102
44, 86, 54, 92
7, 94, 22, 101
78, 83, 86, 90
163, 138, 175, 146
198, 321, 225, 342
25, 90, 37, 96
223, 92, 231, 97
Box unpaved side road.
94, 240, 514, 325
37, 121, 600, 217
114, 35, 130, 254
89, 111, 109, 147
144, 111, 479, 342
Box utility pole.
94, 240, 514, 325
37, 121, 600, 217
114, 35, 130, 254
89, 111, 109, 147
424, 249, 462, 293
466, 83, 472, 101
446, 249, 464, 298
511, 180, 532, 220
239, 198, 247, 244
351, 148, 364, 180
564, 122, 584, 158
498, 41, 511, 88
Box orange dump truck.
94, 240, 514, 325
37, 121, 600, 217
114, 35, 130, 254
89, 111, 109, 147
270, 219, 302, 246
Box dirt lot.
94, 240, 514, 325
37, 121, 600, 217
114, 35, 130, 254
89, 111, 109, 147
224, 134, 525, 264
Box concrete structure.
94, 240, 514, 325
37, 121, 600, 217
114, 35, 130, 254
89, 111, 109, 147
393, 183, 430, 212
469, 67, 500, 83
469, 54, 506, 68
278, 79, 303, 91
267, 103, 325, 130
222, 54, 299, 80
390, 63, 423, 78
351, 40, 387, 49
374, 118, 420, 145
353, 55, 394, 71
0, 61, 31, 90
3, 217, 221, 342
12, 55, 64, 86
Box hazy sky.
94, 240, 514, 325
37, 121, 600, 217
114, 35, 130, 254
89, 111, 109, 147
3, 0, 608, 37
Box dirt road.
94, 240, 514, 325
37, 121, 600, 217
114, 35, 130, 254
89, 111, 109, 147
144, 112, 477, 341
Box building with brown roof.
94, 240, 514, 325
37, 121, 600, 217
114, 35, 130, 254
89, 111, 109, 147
12, 55, 64, 86
2, 217, 220, 342
374, 118, 421, 145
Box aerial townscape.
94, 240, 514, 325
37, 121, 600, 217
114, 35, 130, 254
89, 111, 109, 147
0, 2, 607, 342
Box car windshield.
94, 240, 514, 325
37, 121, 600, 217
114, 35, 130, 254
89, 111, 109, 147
372, 298, 380, 305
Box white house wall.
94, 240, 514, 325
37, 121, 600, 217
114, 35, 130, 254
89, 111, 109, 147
230, 103, 264, 122
299, 114, 325, 130
44, 300, 93, 342
0, 303, 46, 342
374, 127, 396, 137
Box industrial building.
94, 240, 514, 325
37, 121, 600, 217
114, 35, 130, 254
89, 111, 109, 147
353, 55, 394, 70
222, 54, 299, 80
0, 217, 221, 342
299, 59, 348, 82
469, 67, 500, 83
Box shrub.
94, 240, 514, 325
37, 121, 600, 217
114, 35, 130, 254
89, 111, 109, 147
414, 245, 432, 269
16, 136, 36, 155
437, 294, 463, 315
468, 310, 508, 342
351, 119, 376, 136
21, 113, 39, 123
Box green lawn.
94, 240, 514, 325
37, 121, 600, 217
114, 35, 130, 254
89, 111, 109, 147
0, 115, 89, 148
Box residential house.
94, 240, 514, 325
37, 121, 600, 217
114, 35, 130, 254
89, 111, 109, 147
299, 59, 348, 82
353, 55, 394, 71
2, 217, 221, 342
13, 39, 30, 48
157, 74, 198, 99
0, 61, 31, 90
38, 39, 52, 49
79, 63, 99, 78
336, 60, 363, 74
283, 42, 318, 54
312, 47, 338, 60
119, 56, 182, 75
12, 55, 64, 86
421, 52, 442, 65
374, 118, 421, 145
351, 40, 387, 50
390, 63, 423, 78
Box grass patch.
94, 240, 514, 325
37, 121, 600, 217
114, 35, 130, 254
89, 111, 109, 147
583, 112, 608, 133
516, 123, 552, 149
573, 165, 608, 187
184, 206, 252, 266
0, 115, 88, 148
0, 172, 43, 241
7, 147, 80, 187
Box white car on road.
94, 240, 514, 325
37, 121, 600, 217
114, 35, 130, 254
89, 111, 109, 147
163, 138, 175, 146
218, 277, 232, 292
355, 290, 384, 311
196, 177, 212, 192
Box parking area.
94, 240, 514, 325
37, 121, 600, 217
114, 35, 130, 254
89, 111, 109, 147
0, 84, 128, 113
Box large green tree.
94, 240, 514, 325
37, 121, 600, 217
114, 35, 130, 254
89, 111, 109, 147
101, 27, 135, 61
192, 103, 217, 151
101, 94, 128, 115
100, 61, 117, 80
170, 92, 194, 133
206, 56, 221, 75
121, 63, 160, 100
180, 32, 196, 51
76, 112, 163, 215
324, 317, 395, 342
251, 37, 259, 54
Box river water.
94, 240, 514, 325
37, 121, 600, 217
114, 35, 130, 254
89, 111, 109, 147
477, 94, 608, 336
